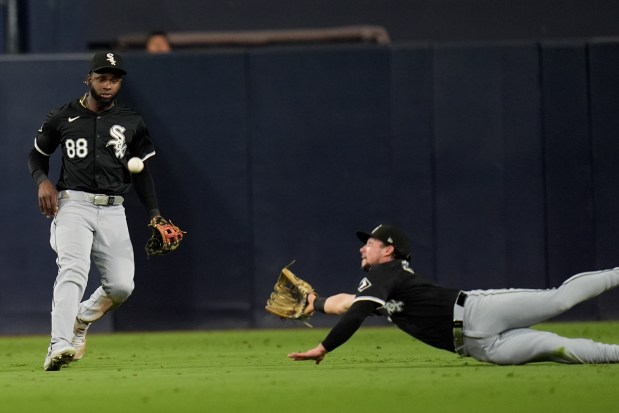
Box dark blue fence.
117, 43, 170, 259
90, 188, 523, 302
2, 40, 619, 335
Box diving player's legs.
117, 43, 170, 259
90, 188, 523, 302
465, 328, 619, 365
464, 268, 619, 337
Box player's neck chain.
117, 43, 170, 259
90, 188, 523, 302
79, 93, 115, 113
79, 94, 88, 109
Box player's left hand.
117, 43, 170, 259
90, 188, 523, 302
145, 216, 186, 256
265, 262, 316, 325
288, 344, 328, 364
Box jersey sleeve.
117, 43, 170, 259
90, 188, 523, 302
28, 111, 61, 185
33, 110, 61, 156
130, 117, 156, 160
353, 267, 393, 306
132, 164, 160, 218
130, 116, 160, 217
321, 300, 379, 352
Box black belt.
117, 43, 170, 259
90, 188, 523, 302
453, 291, 468, 356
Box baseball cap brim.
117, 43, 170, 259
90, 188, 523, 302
92, 66, 127, 75
356, 231, 372, 244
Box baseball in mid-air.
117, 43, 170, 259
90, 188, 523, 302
127, 157, 144, 173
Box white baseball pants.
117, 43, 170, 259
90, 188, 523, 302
48, 197, 134, 350
462, 268, 619, 364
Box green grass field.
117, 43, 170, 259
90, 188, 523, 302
2, 322, 619, 413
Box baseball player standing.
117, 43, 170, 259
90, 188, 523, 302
28, 52, 164, 371
289, 224, 619, 365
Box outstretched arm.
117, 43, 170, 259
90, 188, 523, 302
305, 293, 355, 316
132, 163, 161, 219
289, 300, 379, 364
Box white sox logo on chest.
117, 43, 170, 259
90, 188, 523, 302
106, 125, 127, 159
381, 300, 404, 315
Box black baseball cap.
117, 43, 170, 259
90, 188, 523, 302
356, 224, 412, 260
90, 52, 126, 75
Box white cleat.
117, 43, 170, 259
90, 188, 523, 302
43, 346, 76, 371
71, 317, 91, 361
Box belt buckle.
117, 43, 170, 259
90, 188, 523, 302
107, 196, 115, 205
453, 320, 464, 341
453, 320, 465, 355
93, 195, 109, 206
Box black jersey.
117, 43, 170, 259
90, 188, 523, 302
354, 260, 460, 352
33, 97, 156, 195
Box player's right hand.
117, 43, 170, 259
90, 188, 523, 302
288, 343, 328, 365
38, 179, 58, 218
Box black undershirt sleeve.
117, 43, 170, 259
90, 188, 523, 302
132, 163, 160, 219
28, 148, 50, 186
321, 300, 380, 352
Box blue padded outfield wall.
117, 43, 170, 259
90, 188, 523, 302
2, 40, 619, 335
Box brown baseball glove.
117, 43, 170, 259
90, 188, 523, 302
265, 261, 316, 327
145, 216, 186, 256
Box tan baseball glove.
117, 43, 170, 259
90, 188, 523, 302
265, 261, 316, 327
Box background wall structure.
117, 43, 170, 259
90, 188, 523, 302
2, 38, 619, 335
7, 0, 619, 53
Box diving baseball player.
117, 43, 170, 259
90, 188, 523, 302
28, 52, 163, 371
289, 224, 619, 365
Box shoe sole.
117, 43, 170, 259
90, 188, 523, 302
44, 348, 76, 371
